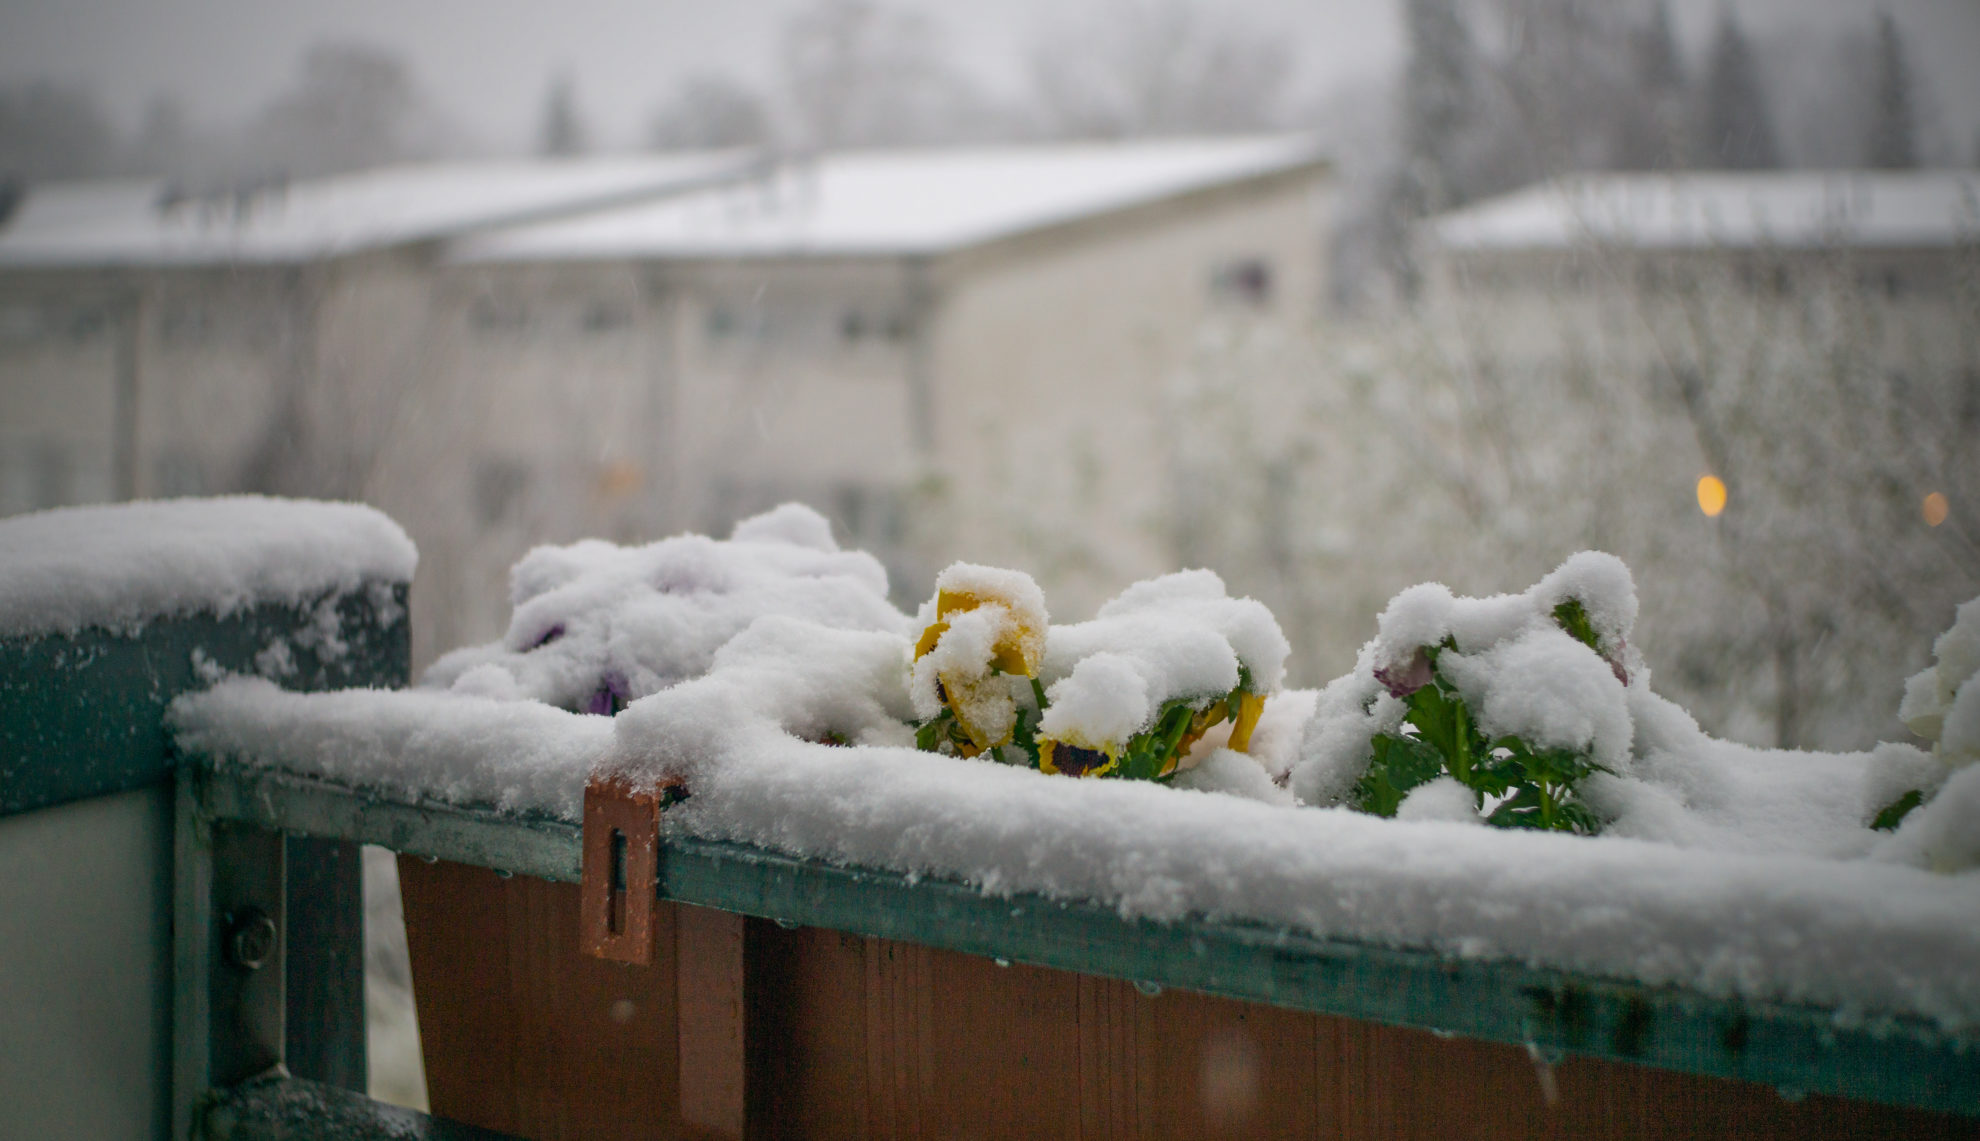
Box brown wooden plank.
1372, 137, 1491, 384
862, 936, 899, 1139
400, 864, 1976, 1141
1078, 975, 1135, 1140
1312, 1017, 1980, 1141
745, 924, 870, 1141
922, 947, 1082, 1139
676, 905, 746, 1141
399, 857, 681, 1140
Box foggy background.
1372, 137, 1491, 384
5, 0, 1978, 1116
5, 2, 1979, 303
3, 0, 1975, 750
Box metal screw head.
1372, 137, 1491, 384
227, 908, 277, 971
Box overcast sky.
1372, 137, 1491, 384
2, 0, 1976, 155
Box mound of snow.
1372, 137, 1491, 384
423, 504, 909, 713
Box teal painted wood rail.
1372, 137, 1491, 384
1, 584, 410, 1138
183, 759, 1980, 1120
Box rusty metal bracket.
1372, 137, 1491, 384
580, 775, 683, 964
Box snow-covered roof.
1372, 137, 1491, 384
451, 136, 1327, 263
0, 153, 753, 269
1430, 171, 1980, 253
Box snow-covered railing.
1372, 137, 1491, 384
161, 504, 1978, 1132
0, 498, 418, 1141
10, 498, 1973, 1136
182, 757, 1979, 1118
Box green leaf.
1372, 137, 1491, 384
1352, 731, 1447, 817
1553, 598, 1602, 654
914, 710, 951, 752
1008, 704, 1042, 769
1116, 698, 1199, 781
1871, 788, 1925, 832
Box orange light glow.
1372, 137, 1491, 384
596, 461, 643, 499
1923, 492, 1949, 527
1696, 475, 1727, 518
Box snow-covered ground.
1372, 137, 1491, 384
166, 503, 1980, 1037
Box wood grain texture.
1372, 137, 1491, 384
676, 905, 746, 1140
399, 857, 681, 1141
400, 871, 1978, 1140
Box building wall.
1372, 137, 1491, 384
0, 166, 1334, 666
923, 170, 1332, 618
0, 291, 120, 514
133, 267, 295, 499
659, 258, 920, 539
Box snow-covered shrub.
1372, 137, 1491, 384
910, 565, 1290, 782
421, 503, 909, 714
1293, 552, 1640, 834
1899, 598, 1980, 770
1873, 598, 1980, 872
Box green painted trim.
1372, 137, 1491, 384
190, 765, 1980, 1118
200, 764, 581, 883
203, 1075, 527, 1141
0, 583, 409, 817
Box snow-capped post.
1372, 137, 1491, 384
579, 773, 683, 964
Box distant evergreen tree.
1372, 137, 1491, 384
1617, 0, 1689, 169
538, 75, 588, 157
648, 76, 771, 149
1697, 7, 1781, 170
1864, 12, 1917, 169
0, 81, 119, 181
1384, 0, 1483, 299
241, 42, 434, 178
1399, 0, 1479, 214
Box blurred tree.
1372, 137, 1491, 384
125, 96, 193, 177
780, 0, 981, 148
647, 76, 771, 149
538, 74, 589, 157
1485, 0, 1643, 176
1379, 0, 1485, 299
0, 81, 119, 181
1864, 12, 1917, 170
1165, 227, 1980, 748
241, 42, 439, 178
1615, 0, 1690, 170
1697, 8, 1781, 169
1026, 1, 1290, 138
1397, 0, 1480, 215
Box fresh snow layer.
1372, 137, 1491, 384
172, 631, 1980, 1031
0, 154, 750, 268
422, 503, 908, 713
171, 677, 605, 818
0, 496, 416, 638
1038, 570, 1289, 752
456, 137, 1323, 262
1431, 171, 1980, 252
1295, 552, 1640, 809
164, 533, 1980, 1031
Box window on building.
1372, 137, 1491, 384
581, 301, 630, 332
1208, 258, 1274, 308
469, 296, 529, 332
159, 301, 214, 345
